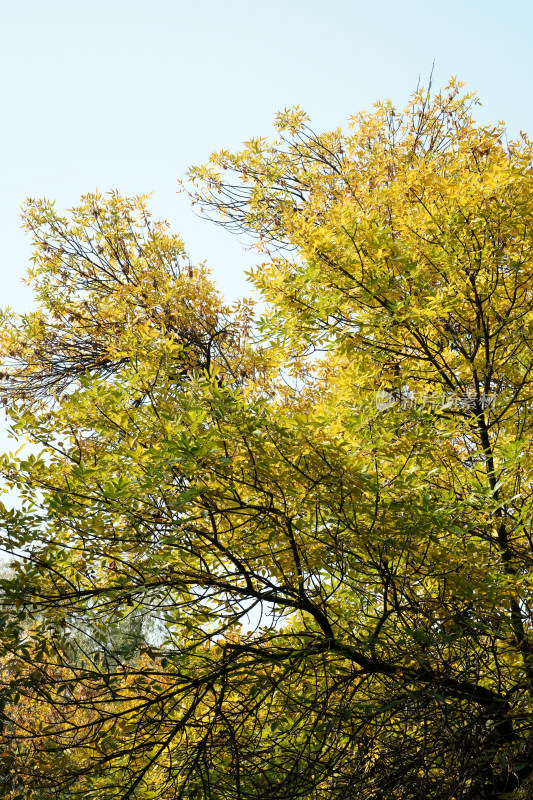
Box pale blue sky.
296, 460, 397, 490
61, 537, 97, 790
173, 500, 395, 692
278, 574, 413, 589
1, 0, 532, 311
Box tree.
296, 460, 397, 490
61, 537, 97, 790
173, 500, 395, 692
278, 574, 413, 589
2, 79, 533, 798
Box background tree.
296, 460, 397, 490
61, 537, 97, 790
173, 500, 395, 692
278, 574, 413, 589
2, 81, 533, 799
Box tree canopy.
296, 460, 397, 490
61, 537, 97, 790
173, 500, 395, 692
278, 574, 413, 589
2, 79, 533, 799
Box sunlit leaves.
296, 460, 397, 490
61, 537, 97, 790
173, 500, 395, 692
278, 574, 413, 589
2, 82, 533, 799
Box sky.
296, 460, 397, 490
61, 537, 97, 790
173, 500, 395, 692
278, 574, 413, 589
1, 0, 532, 315
0, 0, 530, 529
